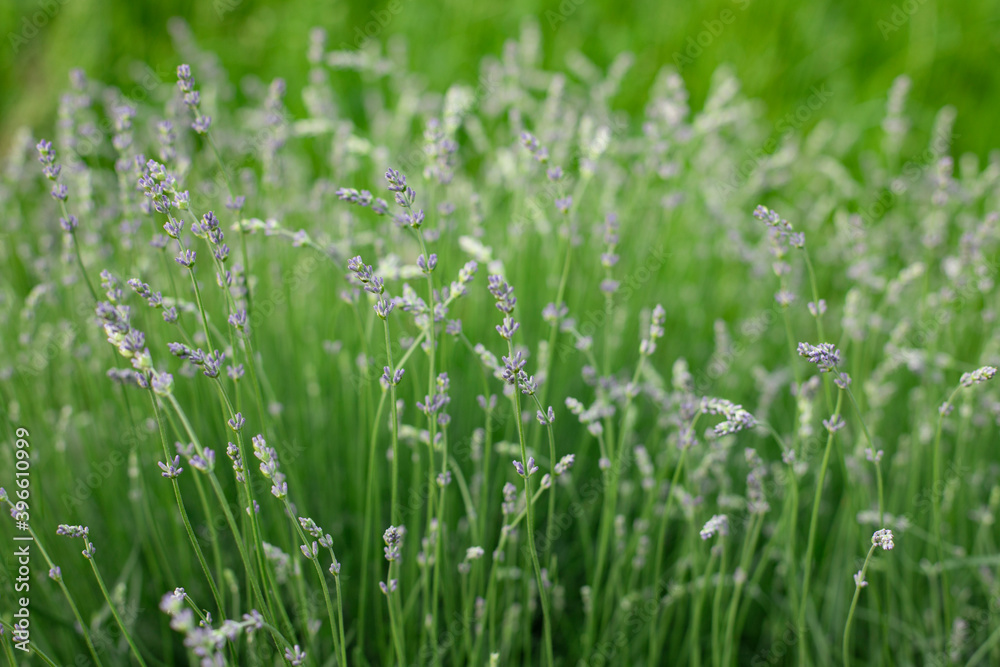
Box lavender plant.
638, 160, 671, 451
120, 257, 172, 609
2, 20, 1000, 667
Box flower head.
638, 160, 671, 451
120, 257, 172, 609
797, 342, 842, 373
700, 514, 729, 540
960, 366, 997, 388
872, 528, 894, 550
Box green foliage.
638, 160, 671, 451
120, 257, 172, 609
1, 8, 1000, 667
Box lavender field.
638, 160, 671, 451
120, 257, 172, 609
2, 6, 1000, 667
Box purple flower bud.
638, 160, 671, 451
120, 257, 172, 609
374, 297, 394, 319
228, 412, 245, 432
192, 115, 212, 135
202, 350, 224, 378
228, 309, 247, 330
56, 524, 89, 538
158, 455, 183, 478
284, 645, 307, 666
823, 414, 846, 433
175, 249, 197, 268
151, 372, 174, 396
797, 342, 841, 373
176, 64, 193, 91
555, 454, 575, 475
513, 457, 538, 478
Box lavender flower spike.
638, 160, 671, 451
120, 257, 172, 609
700, 514, 729, 540
383, 525, 403, 561
513, 456, 539, 478
158, 455, 183, 478
797, 342, 842, 373
872, 529, 894, 550
960, 366, 997, 387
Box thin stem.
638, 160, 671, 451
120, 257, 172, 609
711, 539, 728, 667
0, 620, 61, 667
150, 392, 224, 615
508, 341, 554, 667
932, 384, 963, 638
691, 545, 719, 667
383, 317, 402, 526
385, 562, 406, 666
57, 197, 98, 302
722, 512, 763, 667
846, 386, 883, 525
646, 445, 691, 662
798, 388, 845, 666
284, 498, 345, 665
843, 543, 878, 667
86, 556, 148, 667
0, 498, 104, 667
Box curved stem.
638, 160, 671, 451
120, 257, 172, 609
86, 556, 148, 667
798, 389, 845, 666
843, 543, 878, 667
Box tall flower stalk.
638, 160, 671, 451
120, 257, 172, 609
488, 274, 554, 667
796, 342, 849, 666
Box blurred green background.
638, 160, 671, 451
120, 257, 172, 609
2, 0, 1000, 157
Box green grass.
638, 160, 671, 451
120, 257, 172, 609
2, 6, 1000, 667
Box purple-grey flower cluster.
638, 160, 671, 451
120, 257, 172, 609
797, 342, 842, 373
348, 255, 394, 320
960, 366, 997, 387
177, 64, 211, 134
168, 342, 226, 379
252, 434, 288, 499
700, 514, 728, 540
56, 524, 96, 559
872, 529, 895, 550
336, 187, 389, 215
385, 168, 424, 228
701, 397, 757, 436
383, 525, 404, 562
36, 139, 72, 209
160, 588, 265, 663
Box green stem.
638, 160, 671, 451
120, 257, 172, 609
150, 392, 224, 615
646, 445, 691, 662
692, 546, 719, 667
798, 389, 845, 666
843, 542, 878, 667
846, 386, 883, 525
86, 555, 148, 667
508, 341, 554, 667
711, 539, 728, 667
932, 384, 963, 640
0, 498, 104, 667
